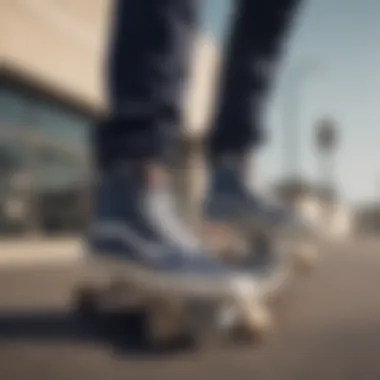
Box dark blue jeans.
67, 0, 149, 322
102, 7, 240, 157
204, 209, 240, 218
95, 0, 302, 168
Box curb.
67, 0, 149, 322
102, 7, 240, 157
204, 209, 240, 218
0, 239, 84, 267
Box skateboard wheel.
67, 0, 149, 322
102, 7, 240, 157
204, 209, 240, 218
145, 298, 192, 349
243, 304, 272, 338
233, 306, 273, 342
216, 302, 272, 344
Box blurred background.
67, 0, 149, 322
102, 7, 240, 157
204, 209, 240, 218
2, 0, 380, 243
1, 0, 380, 246
1, 1, 380, 379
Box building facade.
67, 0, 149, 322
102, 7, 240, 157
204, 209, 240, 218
0, 0, 220, 237
274, 179, 353, 239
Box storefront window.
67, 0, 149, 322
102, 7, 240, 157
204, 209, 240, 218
33, 98, 91, 152
0, 138, 31, 236
0, 80, 93, 237
33, 146, 90, 235
0, 85, 31, 129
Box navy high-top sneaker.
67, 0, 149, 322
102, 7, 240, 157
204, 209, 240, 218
204, 155, 319, 239
86, 162, 260, 299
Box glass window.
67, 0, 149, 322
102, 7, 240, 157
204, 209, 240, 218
0, 81, 94, 236
33, 146, 90, 235
0, 85, 31, 129
34, 147, 87, 191
33, 98, 91, 151
0, 138, 31, 236
0, 81, 93, 150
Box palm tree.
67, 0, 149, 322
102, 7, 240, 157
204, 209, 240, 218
315, 117, 338, 189
314, 117, 338, 223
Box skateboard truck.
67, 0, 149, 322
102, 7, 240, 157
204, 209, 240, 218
73, 278, 273, 350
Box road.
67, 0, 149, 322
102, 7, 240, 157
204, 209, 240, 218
0, 240, 380, 380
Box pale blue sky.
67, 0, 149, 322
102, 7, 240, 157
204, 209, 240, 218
201, 0, 380, 204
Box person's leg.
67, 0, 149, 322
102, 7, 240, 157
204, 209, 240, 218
208, 0, 302, 161
205, 0, 314, 236
95, 0, 198, 169
90, 0, 202, 266
88, 0, 261, 297
208, 0, 302, 160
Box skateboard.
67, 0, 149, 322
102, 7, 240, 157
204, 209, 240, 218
72, 251, 282, 349
73, 220, 317, 349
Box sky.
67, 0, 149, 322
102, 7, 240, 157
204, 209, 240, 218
200, 0, 380, 204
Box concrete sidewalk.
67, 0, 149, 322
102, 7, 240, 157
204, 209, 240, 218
0, 235, 372, 268
0, 238, 84, 267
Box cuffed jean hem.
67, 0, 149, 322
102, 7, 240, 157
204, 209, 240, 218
93, 118, 179, 169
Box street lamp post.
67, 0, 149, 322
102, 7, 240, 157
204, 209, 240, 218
314, 117, 338, 224
315, 117, 338, 194
283, 61, 320, 181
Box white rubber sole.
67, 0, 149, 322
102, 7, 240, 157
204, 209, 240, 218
85, 249, 292, 318
88, 252, 264, 301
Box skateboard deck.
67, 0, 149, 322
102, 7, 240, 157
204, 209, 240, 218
73, 237, 293, 349
73, 215, 320, 348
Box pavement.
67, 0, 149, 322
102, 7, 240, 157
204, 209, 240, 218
0, 238, 380, 380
